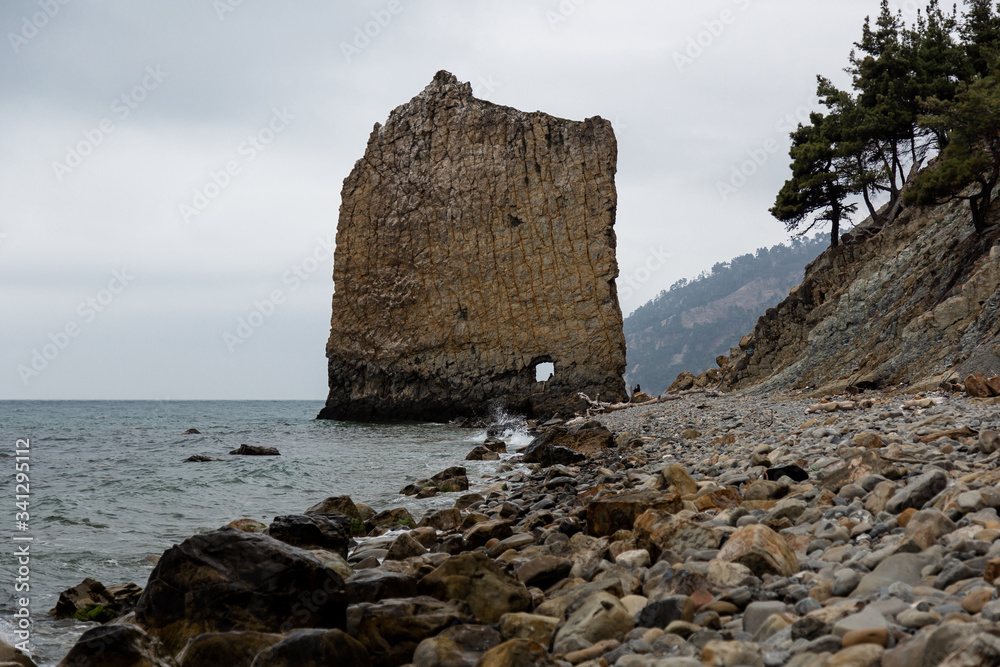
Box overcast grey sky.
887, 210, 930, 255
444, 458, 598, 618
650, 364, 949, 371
2, 0, 912, 400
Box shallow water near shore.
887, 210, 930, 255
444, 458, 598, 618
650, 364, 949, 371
0, 400, 526, 665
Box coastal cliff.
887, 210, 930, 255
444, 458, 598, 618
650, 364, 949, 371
319, 71, 627, 422
721, 198, 1000, 394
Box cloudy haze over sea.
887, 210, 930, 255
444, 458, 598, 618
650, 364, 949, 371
3, 0, 897, 400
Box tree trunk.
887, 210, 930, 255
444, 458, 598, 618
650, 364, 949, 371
862, 187, 878, 223
830, 205, 840, 248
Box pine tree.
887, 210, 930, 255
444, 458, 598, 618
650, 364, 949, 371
962, 0, 1000, 76
771, 111, 858, 248
907, 72, 1000, 233
906, 1, 968, 149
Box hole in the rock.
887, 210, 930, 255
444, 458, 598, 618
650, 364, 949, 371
535, 362, 555, 383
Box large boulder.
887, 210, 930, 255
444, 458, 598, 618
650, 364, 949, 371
265, 513, 351, 557
418, 552, 531, 623
249, 629, 371, 667
57, 624, 176, 667
586, 490, 682, 537
355, 596, 473, 667
134, 527, 347, 654
175, 631, 282, 667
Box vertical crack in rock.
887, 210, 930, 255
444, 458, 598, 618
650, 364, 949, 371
318, 70, 627, 421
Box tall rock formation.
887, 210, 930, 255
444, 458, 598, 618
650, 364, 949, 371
318, 71, 627, 422
721, 198, 1000, 393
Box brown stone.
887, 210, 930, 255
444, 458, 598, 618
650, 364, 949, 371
841, 628, 890, 648
985, 558, 1000, 584
418, 552, 531, 624
716, 524, 798, 577
305, 495, 363, 522
463, 519, 513, 549
417, 508, 462, 532
852, 432, 887, 449
660, 464, 699, 496
318, 71, 626, 422
478, 639, 558, 667
988, 375, 1000, 396
827, 644, 884, 666
966, 373, 992, 398
820, 451, 901, 493
668, 371, 696, 392
897, 508, 917, 528
981, 429, 1000, 454
586, 490, 682, 537
961, 588, 993, 614
864, 481, 896, 515
917, 426, 977, 443
693, 488, 743, 511
633, 510, 723, 561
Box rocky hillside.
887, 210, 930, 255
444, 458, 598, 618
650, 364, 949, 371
722, 197, 1000, 394
624, 237, 825, 394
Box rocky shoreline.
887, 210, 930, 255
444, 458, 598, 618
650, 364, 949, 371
12, 389, 1000, 666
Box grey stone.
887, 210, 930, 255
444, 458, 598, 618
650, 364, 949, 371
742, 601, 788, 637
885, 470, 948, 514
855, 552, 939, 596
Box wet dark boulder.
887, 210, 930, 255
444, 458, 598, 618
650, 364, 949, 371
229, 444, 280, 456
134, 527, 347, 654
57, 624, 176, 667
51, 577, 142, 624
265, 514, 352, 557
249, 629, 371, 667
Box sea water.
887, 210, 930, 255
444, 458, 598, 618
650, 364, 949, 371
0, 400, 528, 665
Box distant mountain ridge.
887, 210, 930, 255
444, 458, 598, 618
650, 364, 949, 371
623, 236, 826, 394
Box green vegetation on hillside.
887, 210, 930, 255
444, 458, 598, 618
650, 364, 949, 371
774, 0, 1000, 244
624, 236, 826, 394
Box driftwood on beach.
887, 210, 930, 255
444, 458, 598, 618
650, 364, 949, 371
576, 388, 725, 416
